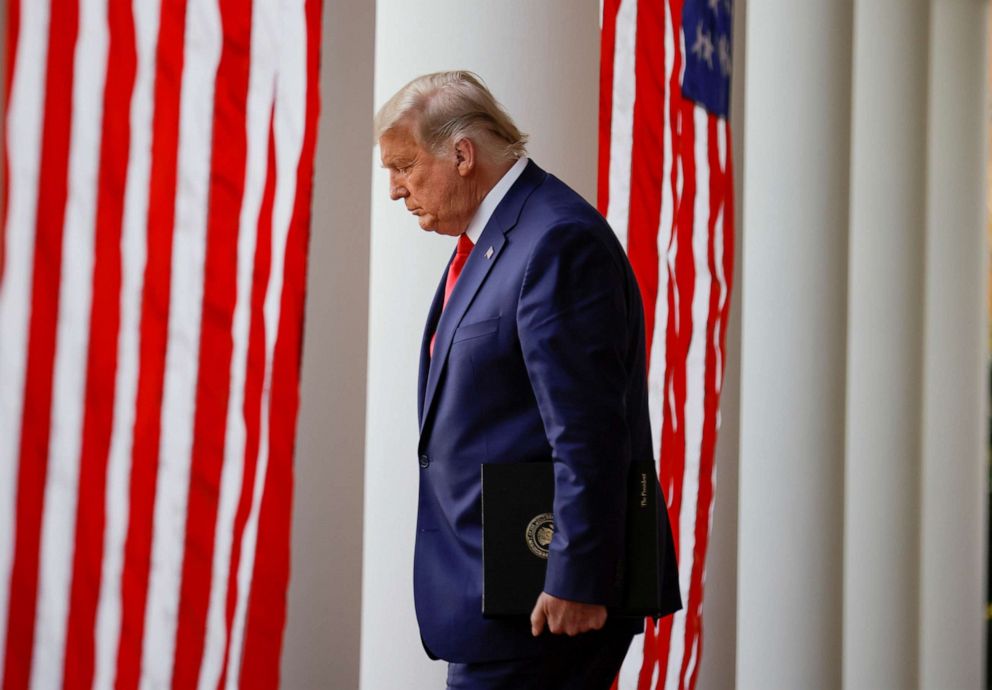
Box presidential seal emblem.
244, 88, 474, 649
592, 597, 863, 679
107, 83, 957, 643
525, 512, 554, 559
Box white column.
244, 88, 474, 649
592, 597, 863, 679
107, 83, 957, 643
735, 1, 854, 687
361, 3, 600, 689
284, 1, 376, 688
919, 1, 989, 687
842, 0, 929, 687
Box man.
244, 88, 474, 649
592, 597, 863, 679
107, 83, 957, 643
375, 71, 681, 689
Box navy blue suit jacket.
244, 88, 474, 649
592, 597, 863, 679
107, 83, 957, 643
414, 161, 681, 663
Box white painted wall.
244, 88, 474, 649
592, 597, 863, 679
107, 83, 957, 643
361, 3, 600, 689
284, 1, 375, 688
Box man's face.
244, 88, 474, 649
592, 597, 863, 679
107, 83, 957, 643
379, 125, 475, 236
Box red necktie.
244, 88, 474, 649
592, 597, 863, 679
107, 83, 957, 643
444, 233, 475, 308
431, 233, 474, 356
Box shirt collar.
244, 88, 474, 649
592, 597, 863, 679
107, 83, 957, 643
463, 157, 529, 245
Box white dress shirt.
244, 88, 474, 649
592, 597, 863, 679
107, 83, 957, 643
463, 156, 529, 244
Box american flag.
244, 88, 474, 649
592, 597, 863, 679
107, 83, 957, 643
599, 0, 734, 688
0, 0, 321, 687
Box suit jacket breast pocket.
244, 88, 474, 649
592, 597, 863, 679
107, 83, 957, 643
452, 316, 500, 344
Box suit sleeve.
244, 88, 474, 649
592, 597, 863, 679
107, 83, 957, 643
516, 222, 632, 605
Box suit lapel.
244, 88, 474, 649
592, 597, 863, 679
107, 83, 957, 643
418, 264, 448, 427
419, 161, 547, 437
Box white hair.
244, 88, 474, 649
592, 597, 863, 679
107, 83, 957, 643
374, 71, 528, 161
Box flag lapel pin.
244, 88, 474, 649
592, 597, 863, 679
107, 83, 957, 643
485, 246, 494, 260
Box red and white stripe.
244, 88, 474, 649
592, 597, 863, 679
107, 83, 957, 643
599, 1, 735, 689
92, 2, 160, 686
32, 0, 109, 688
0, 0, 322, 687
0, 0, 50, 679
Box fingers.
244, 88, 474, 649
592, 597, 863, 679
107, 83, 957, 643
585, 607, 608, 634
530, 595, 547, 637
552, 608, 606, 636
534, 593, 609, 636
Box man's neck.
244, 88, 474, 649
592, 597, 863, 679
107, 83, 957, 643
469, 158, 516, 212
459, 157, 528, 243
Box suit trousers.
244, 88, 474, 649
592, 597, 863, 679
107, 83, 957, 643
445, 627, 634, 690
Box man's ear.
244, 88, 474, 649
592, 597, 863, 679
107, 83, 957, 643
453, 138, 476, 177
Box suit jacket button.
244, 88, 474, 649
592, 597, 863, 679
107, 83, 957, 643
419, 454, 430, 468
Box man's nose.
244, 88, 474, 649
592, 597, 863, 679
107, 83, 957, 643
389, 173, 408, 201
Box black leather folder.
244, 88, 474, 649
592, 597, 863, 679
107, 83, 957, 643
481, 460, 663, 618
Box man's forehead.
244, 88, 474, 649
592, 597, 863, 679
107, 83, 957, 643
380, 126, 418, 160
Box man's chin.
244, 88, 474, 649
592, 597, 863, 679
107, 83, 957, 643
415, 215, 462, 237
420, 220, 457, 236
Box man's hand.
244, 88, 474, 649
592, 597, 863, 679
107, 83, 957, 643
529, 592, 607, 637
